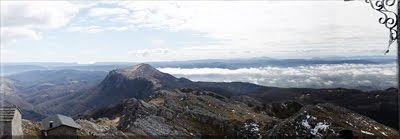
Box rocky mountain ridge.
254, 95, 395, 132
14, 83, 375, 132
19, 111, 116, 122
22, 88, 399, 138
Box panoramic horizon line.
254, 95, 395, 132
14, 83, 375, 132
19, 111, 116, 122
0, 55, 396, 64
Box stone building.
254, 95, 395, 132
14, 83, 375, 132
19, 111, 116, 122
0, 107, 23, 139
41, 114, 80, 138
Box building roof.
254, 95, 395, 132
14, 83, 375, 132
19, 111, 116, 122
41, 114, 81, 130
0, 107, 21, 122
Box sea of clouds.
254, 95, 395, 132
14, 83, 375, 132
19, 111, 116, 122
159, 63, 397, 91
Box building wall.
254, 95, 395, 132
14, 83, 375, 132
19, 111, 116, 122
0, 109, 23, 139
47, 126, 78, 137
0, 121, 12, 136
11, 110, 23, 139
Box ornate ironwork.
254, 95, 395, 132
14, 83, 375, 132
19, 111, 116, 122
365, 0, 398, 53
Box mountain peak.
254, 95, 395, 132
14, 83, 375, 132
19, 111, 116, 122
92, 63, 183, 108
129, 63, 154, 70
111, 63, 164, 80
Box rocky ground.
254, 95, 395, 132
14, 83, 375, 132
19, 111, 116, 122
76, 118, 127, 138
117, 89, 277, 138
21, 119, 42, 139
267, 103, 399, 138
21, 88, 399, 138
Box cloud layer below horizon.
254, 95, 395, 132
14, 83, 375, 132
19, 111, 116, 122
159, 63, 396, 91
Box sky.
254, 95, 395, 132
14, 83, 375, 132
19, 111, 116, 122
0, 1, 397, 64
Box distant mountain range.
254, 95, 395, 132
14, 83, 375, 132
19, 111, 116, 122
2, 56, 395, 75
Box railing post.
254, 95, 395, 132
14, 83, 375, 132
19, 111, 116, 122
397, 0, 400, 132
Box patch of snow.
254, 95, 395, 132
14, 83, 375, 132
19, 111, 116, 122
381, 131, 388, 136
250, 123, 260, 132
312, 116, 317, 120
345, 121, 354, 127
301, 118, 330, 138
282, 103, 287, 109
361, 130, 375, 135
301, 119, 311, 129
310, 122, 329, 136
243, 122, 261, 139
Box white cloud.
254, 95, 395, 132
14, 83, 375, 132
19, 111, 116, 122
150, 39, 165, 47
74, 2, 99, 9
109, 17, 140, 24
98, 1, 392, 57
1, 1, 78, 28
1, 27, 42, 45
67, 26, 104, 33
107, 26, 130, 31
88, 8, 129, 16
158, 63, 396, 90
128, 48, 170, 58
45, 51, 57, 56
1, 1, 78, 44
